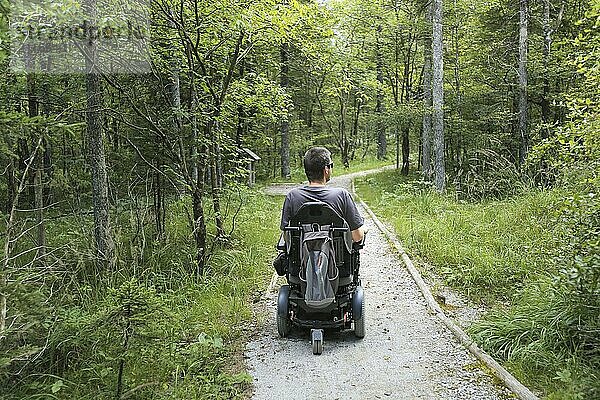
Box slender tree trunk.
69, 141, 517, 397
153, 159, 165, 238
190, 82, 207, 274
191, 83, 199, 185
376, 24, 386, 160
6, 156, 15, 215
84, 0, 113, 269
338, 91, 348, 167
210, 160, 224, 240
432, 0, 446, 192
34, 167, 46, 264
541, 0, 557, 139
452, 0, 464, 181
280, 41, 291, 179
26, 72, 46, 264
422, 3, 433, 180
208, 118, 225, 240
401, 126, 410, 175
396, 128, 400, 169
541, 0, 550, 133
518, 0, 529, 167
351, 92, 362, 168
1, 138, 42, 340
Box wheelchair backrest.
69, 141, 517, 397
284, 202, 353, 278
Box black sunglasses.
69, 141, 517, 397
326, 162, 334, 169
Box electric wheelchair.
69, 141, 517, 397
275, 201, 365, 354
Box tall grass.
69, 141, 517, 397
356, 170, 561, 303
355, 169, 598, 399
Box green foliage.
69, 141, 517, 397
356, 169, 560, 302
1, 188, 280, 399
356, 168, 598, 397
471, 281, 599, 399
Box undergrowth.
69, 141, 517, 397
356, 170, 560, 303
355, 169, 599, 399
1, 187, 281, 399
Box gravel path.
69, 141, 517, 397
246, 169, 511, 400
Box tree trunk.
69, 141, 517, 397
452, 0, 464, 180
541, 0, 558, 140
27, 72, 46, 265
34, 167, 46, 264
376, 24, 386, 160
338, 91, 349, 167
6, 156, 15, 215
84, 0, 113, 269
422, 2, 433, 180
210, 159, 225, 240
518, 0, 529, 167
1, 138, 42, 340
432, 0, 446, 192
192, 181, 206, 275
280, 42, 291, 179
153, 160, 165, 239
351, 92, 362, 168
396, 128, 400, 169
401, 126, 410, 175
189, 81, 207, 274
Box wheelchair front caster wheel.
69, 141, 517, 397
311, 329, 323, 355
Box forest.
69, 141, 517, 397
0, 0, 598, 398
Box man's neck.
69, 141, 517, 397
308, 180, 326, 187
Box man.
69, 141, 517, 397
280, 147, 366, 243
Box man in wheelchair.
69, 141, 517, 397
274, 147, 367, 354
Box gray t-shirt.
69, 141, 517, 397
280, 185, 364, 231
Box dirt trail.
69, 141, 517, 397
246, 168, 511, 399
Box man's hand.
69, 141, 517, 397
351, 226, 367, 243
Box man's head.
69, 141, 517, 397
303, 147, 333, 183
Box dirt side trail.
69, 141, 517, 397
246, 168, 512, 399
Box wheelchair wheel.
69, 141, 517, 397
354, 299, 365, 338
277, 285, 292, 337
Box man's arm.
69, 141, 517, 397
341, 190, 365, 242
280, 194, 292, 231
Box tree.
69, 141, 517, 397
84, 0, 113, 269
422, 1, 433, 180
376, 22, 387, 160
280, 40, 291, 179
432, 0, 445, 192
518, 0, 529, 167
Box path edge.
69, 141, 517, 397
352, 180, 539, 400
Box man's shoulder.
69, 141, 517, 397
326, 186, 351, 197
287, 185, 350, 199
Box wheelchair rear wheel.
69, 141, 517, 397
277, 285, 292, 337
354, 300, 365, 338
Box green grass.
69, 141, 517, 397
1, 187, 281, 399
355, 169, 599, 399
356, 170, 561, 303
